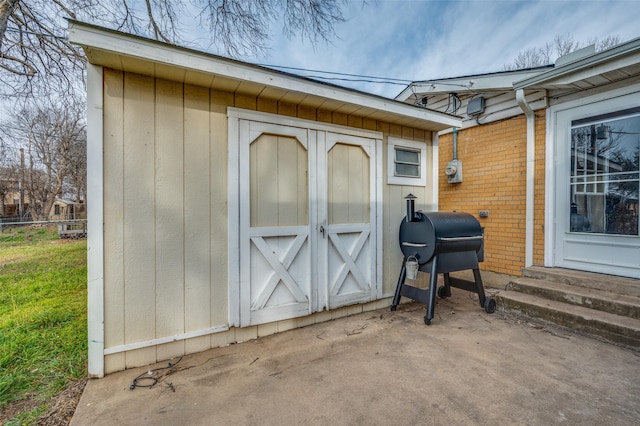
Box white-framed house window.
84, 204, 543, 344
387, 137, 427, 186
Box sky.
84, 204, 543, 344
244, 0, 640, 99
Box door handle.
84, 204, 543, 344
319, 225, 325, 238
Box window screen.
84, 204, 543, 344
394, 147, 420, 178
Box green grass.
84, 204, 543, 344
0, 226, 87, 423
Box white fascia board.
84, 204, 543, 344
396, 68, 551, 101
68, 20, 460, 130
395, 86, 417, 102
514, 36, 640, 90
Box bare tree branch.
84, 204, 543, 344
0, 0, 351, 99
0, 50, 36, 75
0, 0, 20, 51
1, 0, 86, 99
144, 0, 172, 43
504, 33, 622, 71
1, 94, 86, 219
51, 0, 75, 19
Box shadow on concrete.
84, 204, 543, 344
71, 291, 640, 425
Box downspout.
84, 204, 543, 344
452, 127, 458, 160
516, 89, 534, 268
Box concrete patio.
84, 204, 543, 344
71, 291, 640, 425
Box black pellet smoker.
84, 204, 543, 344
390, 194, 496, 325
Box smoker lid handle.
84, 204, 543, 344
438, 236, 483, 242
402, 242, 427, 247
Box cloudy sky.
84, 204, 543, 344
247, 0, 640, 99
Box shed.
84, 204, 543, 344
68, 21, 461, 377
50, 198, 85, 221
396, 38, 640, 280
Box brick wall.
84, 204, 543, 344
438, 112, 546, 276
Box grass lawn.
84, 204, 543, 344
0, 226, 87, 425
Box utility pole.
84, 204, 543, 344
19, 148, 24, 220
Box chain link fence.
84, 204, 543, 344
0, 218, 87, 238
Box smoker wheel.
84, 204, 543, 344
484, 298, 496, 314
437, 286, 449, 299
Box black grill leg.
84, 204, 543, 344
424, 257, 438, 325
441, 273, 452, 298
472, 268, 486, 308
390, 259, 407, 311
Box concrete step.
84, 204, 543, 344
508, 277, 640, 320
497, 291, 640, 347
522, 266, 640, 298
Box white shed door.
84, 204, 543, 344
319, 133, 377, 310
238, 120, 377, 326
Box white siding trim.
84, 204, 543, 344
525, 115, 535, 269
316, 130, 328, 312
309, 129, 320, 311
547, 83, 640, 112
387, 137, 427, 186
544, 108, 555, 266
103, 325, 229, 355
375, 137, 384, 298
228, 108, 383, 140
86, 64, 105, 378
431, 132, 439, 210
227, 114, 241, 327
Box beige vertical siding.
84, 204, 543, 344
102, 69, 433, 372
103, 69, 125, 373
122, 72, 157, 367
103, 72, 230, 373
154, 79, 185, 361
381, 125, 433, 295
208, 90, 229, 330
183, 85, 213, 355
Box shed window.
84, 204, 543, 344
387, 137, 427, 186
394, 148, 420, 177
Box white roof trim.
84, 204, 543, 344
514, 36, 640, 90
68, 20, 461, 130
395, 68, 551, 100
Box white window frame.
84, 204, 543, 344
387, 137, 427, 186
546, 84, 640, 278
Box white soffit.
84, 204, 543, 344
514, 36, 640, 91
68, 20, 461, 131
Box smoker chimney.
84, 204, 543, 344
405, 193, 417, 223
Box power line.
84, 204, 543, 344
3, 29, 414, 91
5, 26, 412, 89
255, 63, 414, 86
302, 75, 408, 86
5, 27, 68, 41
256, 63, 414, 83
